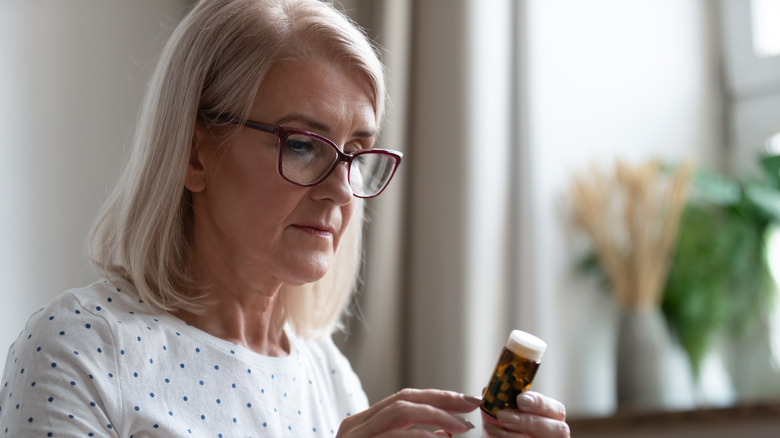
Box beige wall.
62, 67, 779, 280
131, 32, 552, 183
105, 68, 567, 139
0, 0, 191, 369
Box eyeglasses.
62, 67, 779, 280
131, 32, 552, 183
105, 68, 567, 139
210, 115, 403, 198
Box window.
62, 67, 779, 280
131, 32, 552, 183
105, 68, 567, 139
767, 131, 780, 154
720, 0, 780, 401
751, 0, 780, 58
720, 0, 780, 175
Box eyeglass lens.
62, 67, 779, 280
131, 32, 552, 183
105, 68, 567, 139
279, 132, 396, 197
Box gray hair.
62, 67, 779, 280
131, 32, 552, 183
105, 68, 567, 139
88, 0, 386, 338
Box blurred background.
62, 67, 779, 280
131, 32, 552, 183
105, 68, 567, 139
2, 0, 780, 435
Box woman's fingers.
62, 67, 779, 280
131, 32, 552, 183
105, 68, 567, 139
373, 388, 482, 414
481, 392, 570, 438
495, 409, 570, 438
337, 388, 481, 438
484, 421, 528, 437
353, 400, 474, 436
352, 388, 479, 427
374, 430, 444, 438
513, 392, 566, 421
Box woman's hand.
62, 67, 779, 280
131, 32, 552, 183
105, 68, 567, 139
482, 391, 570, 438
337, 388, 482, 437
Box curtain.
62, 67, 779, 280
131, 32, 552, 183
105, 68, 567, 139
339, 0, 725, 420
338, 0, 530, 410
335, 0, 413, 403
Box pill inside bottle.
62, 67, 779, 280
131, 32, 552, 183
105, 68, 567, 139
480, 330, 547, 418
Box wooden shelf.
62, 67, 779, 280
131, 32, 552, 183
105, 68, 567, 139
568, 402, 780, 438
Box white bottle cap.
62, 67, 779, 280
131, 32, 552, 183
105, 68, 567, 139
505, 330, 546, 362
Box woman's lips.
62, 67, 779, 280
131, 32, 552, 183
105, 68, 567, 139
292, 223, 335, 237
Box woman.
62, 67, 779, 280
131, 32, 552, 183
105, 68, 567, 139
0, 0, 569, 436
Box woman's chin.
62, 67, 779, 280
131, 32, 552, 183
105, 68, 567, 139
282, 258, 333, 285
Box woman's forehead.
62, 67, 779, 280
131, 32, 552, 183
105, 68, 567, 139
252, 59, 378, 133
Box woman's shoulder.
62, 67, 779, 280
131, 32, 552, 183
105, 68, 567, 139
60, 278, 145, 314
9, 280, 122, 343
0, 280, 147, 435
24, 278, 143, 318
7, 279, 158, 360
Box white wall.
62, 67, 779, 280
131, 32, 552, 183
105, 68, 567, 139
519, 0, 724, 417
720, 0, 780, 176
0, 1, 189, 369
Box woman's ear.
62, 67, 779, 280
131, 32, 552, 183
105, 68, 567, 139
184, 128, 208, 193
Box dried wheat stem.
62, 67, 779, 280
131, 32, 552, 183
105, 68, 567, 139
570, 160, 692, 311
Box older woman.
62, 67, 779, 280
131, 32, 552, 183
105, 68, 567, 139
0, 0, 569, 436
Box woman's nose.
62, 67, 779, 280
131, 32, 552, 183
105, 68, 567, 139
311, 161, 353, 204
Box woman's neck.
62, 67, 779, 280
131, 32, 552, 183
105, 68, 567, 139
173, 267, 291, 357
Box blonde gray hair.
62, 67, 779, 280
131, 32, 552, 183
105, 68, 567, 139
88, 0, 386, 338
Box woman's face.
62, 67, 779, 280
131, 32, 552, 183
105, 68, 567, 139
186, 59, 377, 292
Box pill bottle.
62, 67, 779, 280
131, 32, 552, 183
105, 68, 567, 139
480, 330, 546, 418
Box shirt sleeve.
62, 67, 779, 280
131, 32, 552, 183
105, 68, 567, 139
0, 294, 122, 437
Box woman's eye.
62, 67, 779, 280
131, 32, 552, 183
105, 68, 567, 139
344, 141, 370, 155
285, 139, 314, 154
353, 153, 367, 165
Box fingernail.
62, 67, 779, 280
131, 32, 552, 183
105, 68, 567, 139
449, 415, 475, 430
497, 409, 523, 424
462, 394, 483, 406
517, 392, 535, 407
484, 422, 508, 437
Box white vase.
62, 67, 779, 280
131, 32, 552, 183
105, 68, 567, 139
723, 325, 780, 402
692, 342, 735, 407
616, 307, 695, 411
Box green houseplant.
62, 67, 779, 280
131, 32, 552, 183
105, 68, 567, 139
573, 155, 780, 381
662, 154, 780, 378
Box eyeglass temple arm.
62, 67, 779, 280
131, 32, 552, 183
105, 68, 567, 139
201, 112, 278, 135
239, 119, 278, 135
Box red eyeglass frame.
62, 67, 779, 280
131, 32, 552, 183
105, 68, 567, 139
208, 114, 403, 198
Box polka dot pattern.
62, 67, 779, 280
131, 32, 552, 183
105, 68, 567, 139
0, 280, 368, 436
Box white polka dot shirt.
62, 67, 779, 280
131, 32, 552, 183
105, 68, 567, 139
0, 279, 368, 437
